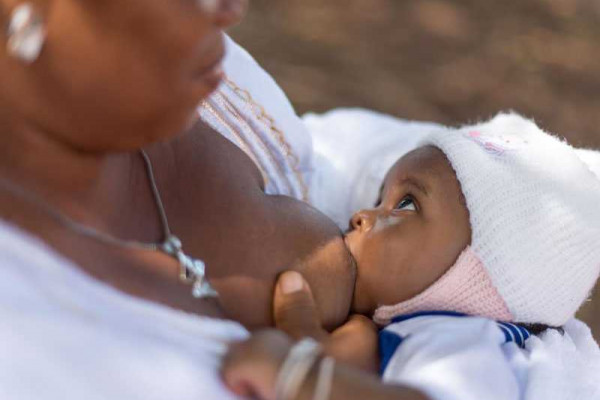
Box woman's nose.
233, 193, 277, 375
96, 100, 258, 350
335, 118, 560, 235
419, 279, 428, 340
350, 209, 377, 233
199, 0, 247, 28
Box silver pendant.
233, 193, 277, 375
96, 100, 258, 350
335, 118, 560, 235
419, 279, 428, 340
161, 235, 218, 299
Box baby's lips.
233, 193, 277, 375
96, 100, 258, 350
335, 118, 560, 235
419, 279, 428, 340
343, 231, 356, 253
343, 233, 360, 268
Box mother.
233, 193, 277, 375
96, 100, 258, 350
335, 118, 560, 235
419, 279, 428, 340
0, 0, 360, 398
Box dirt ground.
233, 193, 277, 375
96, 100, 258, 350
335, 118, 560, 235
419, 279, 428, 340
229, 0, 600, 337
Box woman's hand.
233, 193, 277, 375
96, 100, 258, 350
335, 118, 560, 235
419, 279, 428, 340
222, 329, 293, 400
273, 271, 379, 373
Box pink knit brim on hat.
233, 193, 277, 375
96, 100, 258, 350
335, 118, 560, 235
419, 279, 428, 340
373, 247, 513, 325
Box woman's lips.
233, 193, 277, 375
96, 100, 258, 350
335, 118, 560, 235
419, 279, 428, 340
188, 54, 225, 97
189, 31, 226, 89
192, 54, 224, 81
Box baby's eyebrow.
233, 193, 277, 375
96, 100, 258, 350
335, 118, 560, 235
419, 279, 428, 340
400, 177, 429, 196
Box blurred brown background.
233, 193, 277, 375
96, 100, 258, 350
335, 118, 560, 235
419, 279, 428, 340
230, 0, 600, 336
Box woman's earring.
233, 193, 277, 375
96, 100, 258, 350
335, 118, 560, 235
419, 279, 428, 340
6, 3, 46, 64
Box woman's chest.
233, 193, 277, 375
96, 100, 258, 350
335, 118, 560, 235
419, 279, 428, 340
150, 123, 334, 277
147, 125, 345, 327
150, 122, 269, 262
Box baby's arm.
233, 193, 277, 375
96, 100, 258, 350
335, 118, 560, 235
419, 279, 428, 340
324, 314, 380, 373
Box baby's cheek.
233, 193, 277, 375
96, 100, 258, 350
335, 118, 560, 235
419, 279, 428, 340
363, 249, 423, 307
351, 273, 377, 315
352, 261, 396, 314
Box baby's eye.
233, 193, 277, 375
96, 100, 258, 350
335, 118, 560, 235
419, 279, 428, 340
395, 196, 416, 211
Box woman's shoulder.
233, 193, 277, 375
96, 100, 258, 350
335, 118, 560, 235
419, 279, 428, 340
0, 220, 70, 289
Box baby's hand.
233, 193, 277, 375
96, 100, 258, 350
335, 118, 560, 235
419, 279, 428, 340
328, 314, 379, 374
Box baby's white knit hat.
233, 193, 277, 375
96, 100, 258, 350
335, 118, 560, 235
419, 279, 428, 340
378, 113, 600, 327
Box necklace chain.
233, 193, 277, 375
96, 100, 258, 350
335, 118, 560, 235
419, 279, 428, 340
0, 150, 218, 299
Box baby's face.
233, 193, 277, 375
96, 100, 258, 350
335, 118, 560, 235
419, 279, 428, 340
345, 146, 472, 316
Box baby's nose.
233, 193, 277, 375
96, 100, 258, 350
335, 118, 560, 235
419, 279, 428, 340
350, 209, 376, 233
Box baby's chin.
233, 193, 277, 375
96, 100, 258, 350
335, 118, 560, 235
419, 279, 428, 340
350, 273, 377, 317
343, 235, 374, 317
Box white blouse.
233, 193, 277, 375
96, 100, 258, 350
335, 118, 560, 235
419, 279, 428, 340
199, 35, 313, 201
0, 219, 248, 400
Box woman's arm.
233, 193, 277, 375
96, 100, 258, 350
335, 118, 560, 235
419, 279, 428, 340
222, 329, 428, 400
303, 362, 427, 400
222, 271, 430, 400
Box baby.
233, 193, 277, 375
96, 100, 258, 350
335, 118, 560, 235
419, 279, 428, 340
224, 113, 600, 400
342, 113, 600, 399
